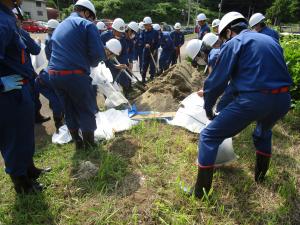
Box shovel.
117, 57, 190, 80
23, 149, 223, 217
113, 58, 147, 92
149, 51, 159, 74
177, 47, 181, 63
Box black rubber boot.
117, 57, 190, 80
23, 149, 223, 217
142, 74, 146, 85
10, 175, 43, 194
255, 153, 271, 182
70, 130, 84, 150
35, 111, 51, 124
193, 167, 214, 199
27, 162, 52, 180
53, 114, 64, 133
82, 132, 96, 149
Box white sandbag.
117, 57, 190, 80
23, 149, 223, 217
95, 109, 138, 140
52, 125, 72, 144
195, 138, 237, 167
90, 62, 113, 84
215, 138, 237, 166
52, 109, 139, 143
169, 93, 237, 165
100, 109, 138, 132
31, 43, 47, 70
90, 65, 128, 108
112, 82, 123, 92
99, 61, 113, 82
104, 91, 128, 108
168, 93, 209, 133
94, 112, 115, 140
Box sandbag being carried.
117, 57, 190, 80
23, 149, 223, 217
90, 63, 129, 108
31, 43, 47, 70
168, 93, 209, 133
169, 93, 237, 166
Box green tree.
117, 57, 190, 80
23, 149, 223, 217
266, 0, 298, 24
289, 0, 300, 21
46, 0, 57, 8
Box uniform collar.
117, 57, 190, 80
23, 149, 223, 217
240, 29, 250, 34
0, 2, 16, 17
259, 26, 268, 33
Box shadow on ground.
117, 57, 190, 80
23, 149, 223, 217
9, 193, 54, 225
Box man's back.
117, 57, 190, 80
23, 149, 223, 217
260, 26, 279, 41
49, 12, 105, 73
215, 30, 291, 92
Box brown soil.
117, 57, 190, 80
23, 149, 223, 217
134, 61, 204, 112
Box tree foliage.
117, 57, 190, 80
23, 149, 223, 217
92, 0, 186, 22
46, 0, 57, 9
57, 0, 299, 24
281, 36, 300, 102
266, 0, 300, 24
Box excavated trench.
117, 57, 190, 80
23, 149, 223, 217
133, 61, 205, 112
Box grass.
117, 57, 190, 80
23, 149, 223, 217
0, 111, 300, 225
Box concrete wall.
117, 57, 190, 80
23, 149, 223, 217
22, 0, 48, 21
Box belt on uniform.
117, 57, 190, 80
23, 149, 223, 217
48, 69, 85, 76
260, 86, 289, 94
21, 79, 29, 84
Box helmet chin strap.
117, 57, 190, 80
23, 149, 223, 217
12, 0, 24, 21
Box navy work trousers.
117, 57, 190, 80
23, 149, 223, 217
50, 74, 97, 132
198, 92, 291, 167
0, 84, 35, 176
35, 70, 64, 118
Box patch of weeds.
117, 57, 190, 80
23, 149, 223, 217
152, 199, 195, 225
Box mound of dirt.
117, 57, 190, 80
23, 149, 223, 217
134, 61, 204, 112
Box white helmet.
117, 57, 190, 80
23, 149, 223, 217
196, 13, 207, 21
74, 0, 96, 17
212, 19, 220, 28
174, 22, 181, 30
139, 22, 145, 30
186, 39, 203, 60
96, 21, 107, 31
128, 21, 139, 33
112, 18, 126, 33
218, 11, 246, 35
202, 33, 219, 47
153, 24, 161, 31
143, 16, 152, 25
47, 19, 59, 29
249, 13, 265, 28
106, 38, 122, 56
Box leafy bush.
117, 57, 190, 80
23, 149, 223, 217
281, 35, 300, 102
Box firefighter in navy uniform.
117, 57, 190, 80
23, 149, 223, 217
185, 12, 292, 199
0, 0, 50, 194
